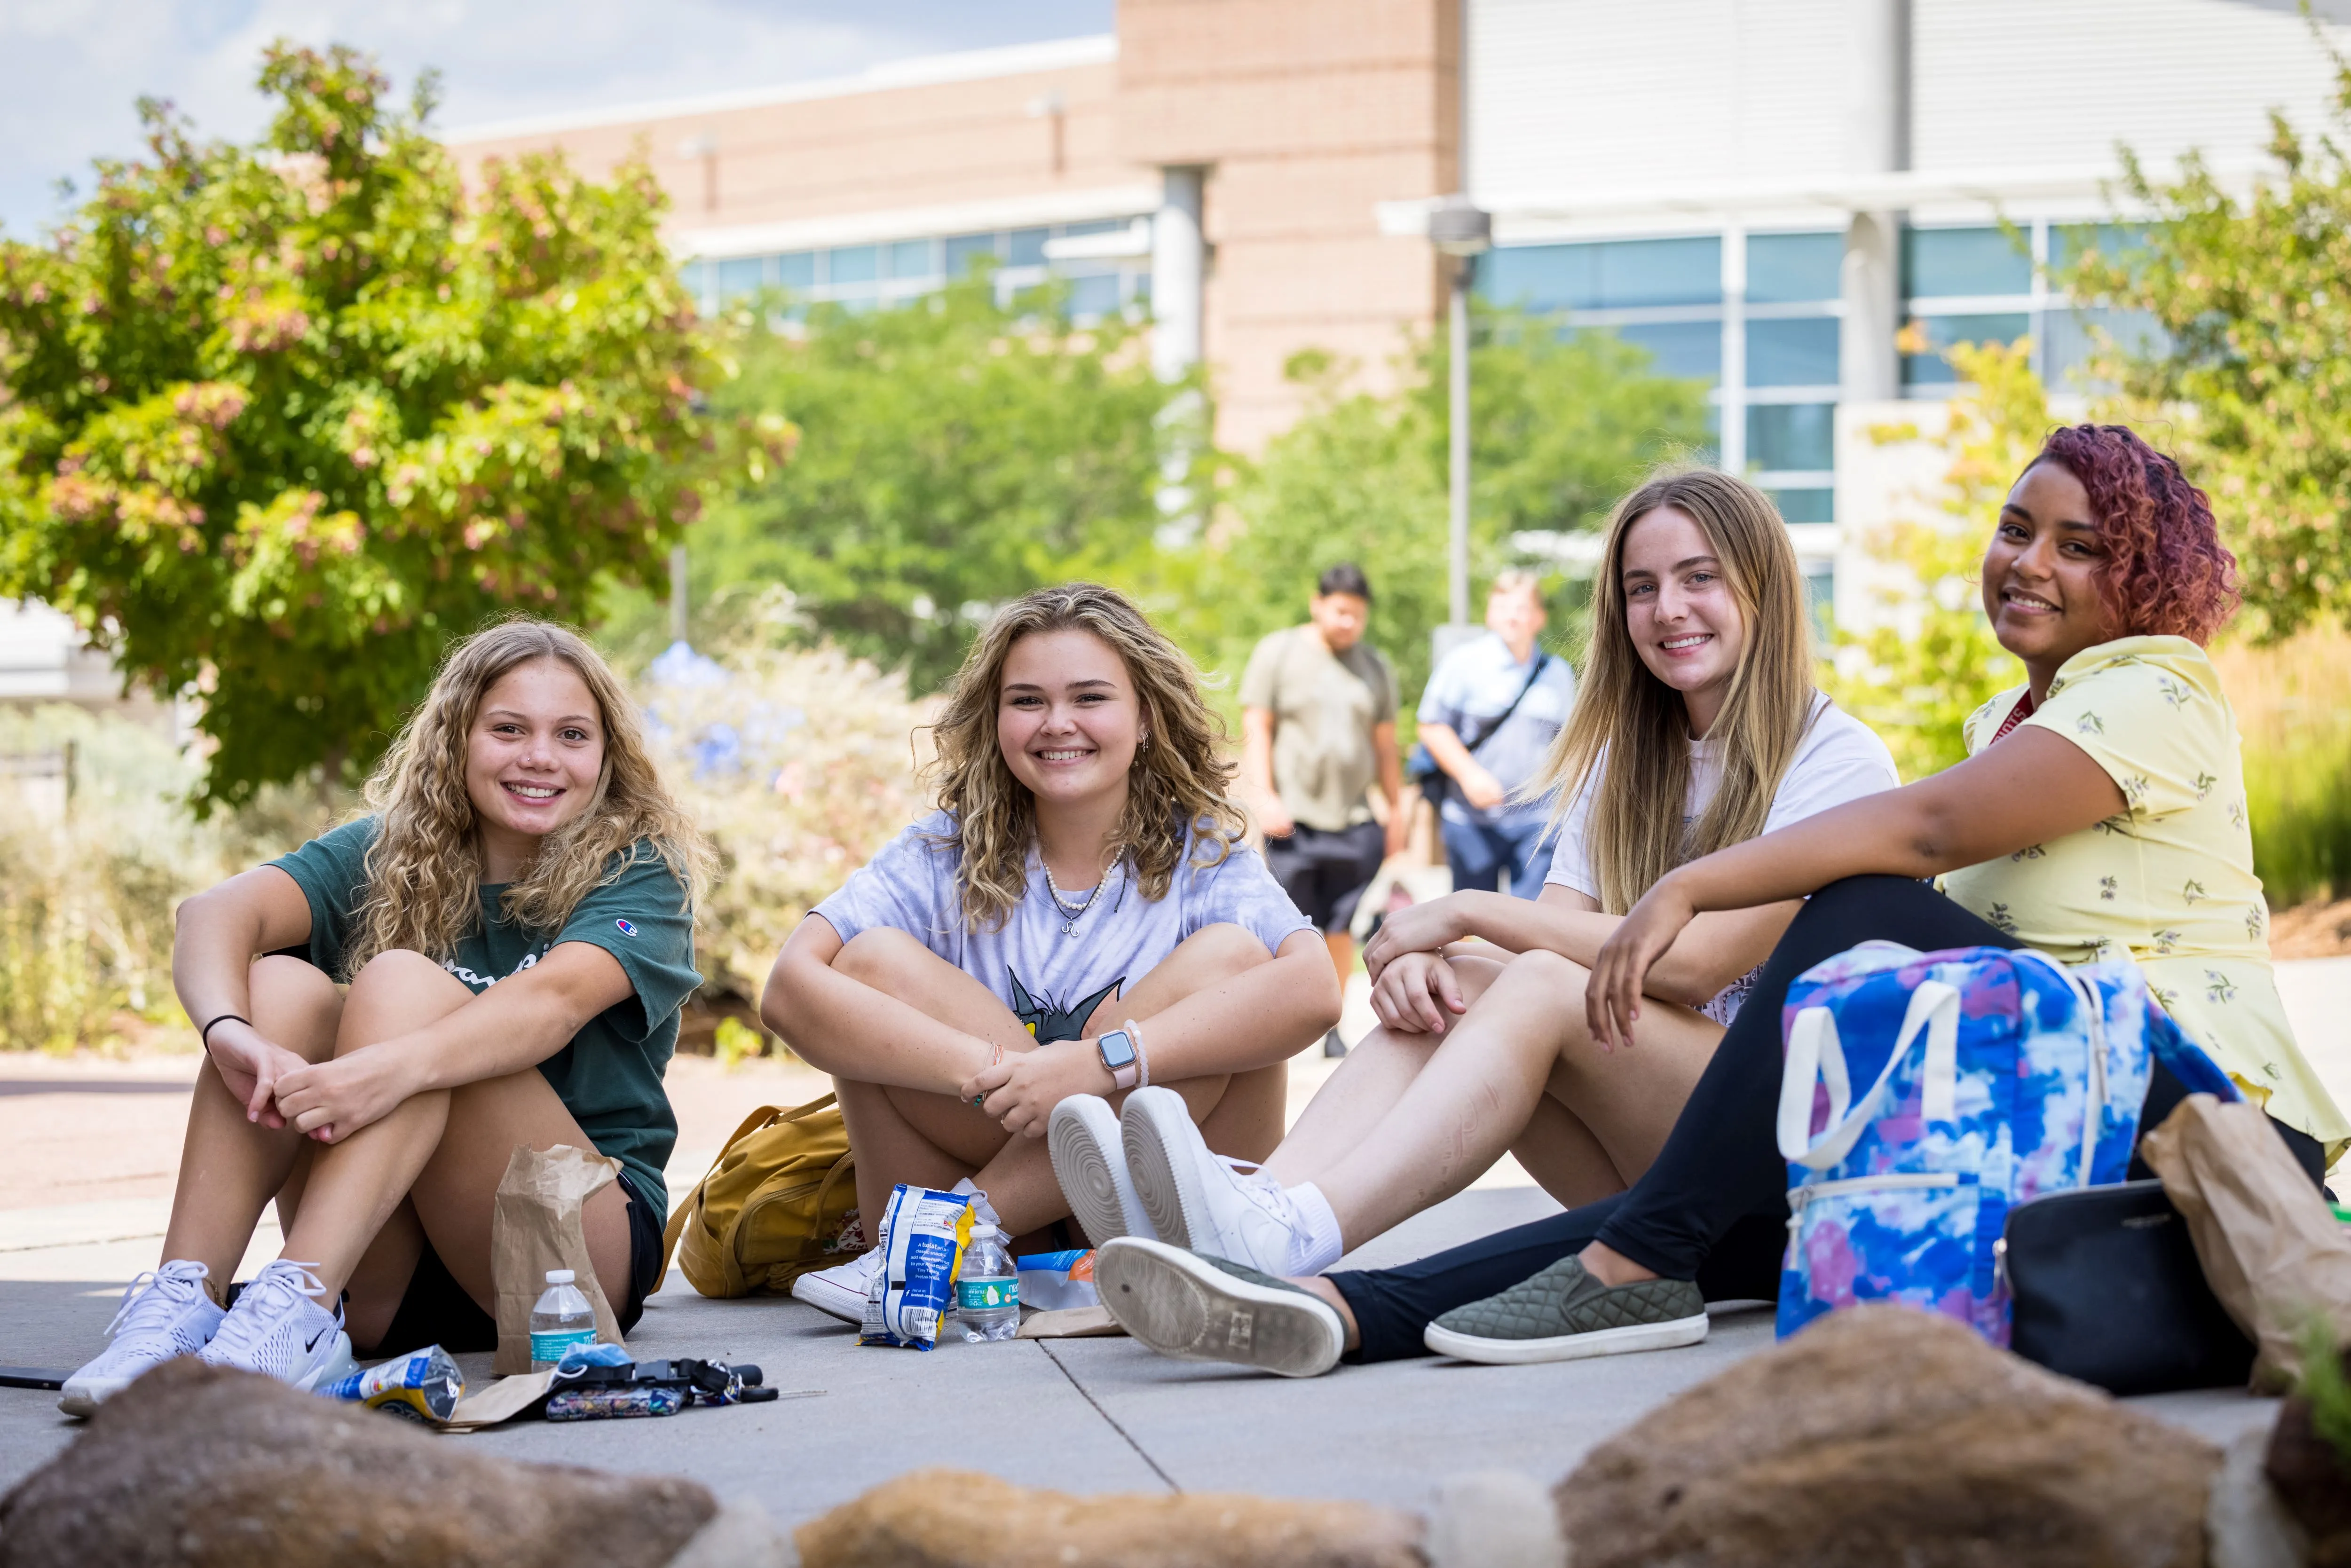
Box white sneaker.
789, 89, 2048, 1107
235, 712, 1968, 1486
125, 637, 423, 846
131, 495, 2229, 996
195, 1260, 357, 1392
1120, 1086, 1319, 1276
791, 1248, 881, 1324
1049, 1095, 1158, 1246
1096, 1237, 1344, 1378
60, 1260, 225, 1417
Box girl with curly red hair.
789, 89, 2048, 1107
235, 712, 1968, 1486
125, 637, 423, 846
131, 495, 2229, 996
1093, 424, 2350, 1378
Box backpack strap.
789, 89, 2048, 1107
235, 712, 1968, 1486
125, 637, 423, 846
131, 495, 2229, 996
648, 1093, 838, 1296
1778, 982, 1960, 1170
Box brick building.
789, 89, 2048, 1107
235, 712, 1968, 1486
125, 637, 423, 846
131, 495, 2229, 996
439, 0, 2344, 611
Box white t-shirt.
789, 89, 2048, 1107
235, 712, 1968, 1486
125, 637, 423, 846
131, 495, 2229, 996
1546, 695, 1900, 1023
812, 812, 1313, 1043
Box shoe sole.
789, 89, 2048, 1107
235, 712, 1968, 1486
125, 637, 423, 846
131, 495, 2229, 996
1422, 1311, 1710, 1365
1096, 1238, 1341, 1378
57, 1378, 116, 1418
790, 1273, 868, 1325
1049, 1097, 1152, 1248
1120, 1088, 1207, 1253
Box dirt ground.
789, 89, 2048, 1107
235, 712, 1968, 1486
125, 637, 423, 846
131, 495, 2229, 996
2269, 897, 2351, 960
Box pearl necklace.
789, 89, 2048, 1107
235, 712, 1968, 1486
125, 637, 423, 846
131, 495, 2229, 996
1041, 859, 1118, 937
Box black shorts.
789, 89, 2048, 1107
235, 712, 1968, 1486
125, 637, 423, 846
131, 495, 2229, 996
365, 1170, 664, 1357
1262, 819, 1388, 935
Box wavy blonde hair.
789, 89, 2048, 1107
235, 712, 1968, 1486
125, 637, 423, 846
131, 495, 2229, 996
927, 583, 1244, 932
344, 618, 714, 975
1539, 468, 1818, 913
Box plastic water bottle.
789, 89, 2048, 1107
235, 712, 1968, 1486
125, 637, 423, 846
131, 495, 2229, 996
529, 1269, 598, 1370
957, 1226, 1020, 1342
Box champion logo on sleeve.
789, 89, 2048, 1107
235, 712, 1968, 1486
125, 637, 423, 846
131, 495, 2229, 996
614, 919, 638, 937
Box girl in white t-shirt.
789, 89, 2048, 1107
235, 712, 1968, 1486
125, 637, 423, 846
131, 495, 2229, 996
762, 583, 1337, 1316
1066, 469, 1898, 1331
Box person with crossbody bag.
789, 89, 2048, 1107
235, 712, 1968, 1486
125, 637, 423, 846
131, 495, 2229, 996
1416, 572, 1578, 900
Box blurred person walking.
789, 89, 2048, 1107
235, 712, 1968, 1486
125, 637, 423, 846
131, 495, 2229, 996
1241, 564, 1408, 1056
1417, 572, 1576, 899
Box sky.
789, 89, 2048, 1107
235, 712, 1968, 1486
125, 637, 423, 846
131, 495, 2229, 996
0, 0, 1117, 236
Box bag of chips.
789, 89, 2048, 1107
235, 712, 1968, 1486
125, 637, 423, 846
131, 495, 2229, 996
859, 1184, 974, 1350
1015, 1248, 1099, 1311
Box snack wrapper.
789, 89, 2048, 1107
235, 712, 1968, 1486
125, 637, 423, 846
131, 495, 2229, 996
859, 1184, 974, 1349
544, 1386, 686, 1421
1016, 1248, 1099, 1311
321, 1345, 465, 1424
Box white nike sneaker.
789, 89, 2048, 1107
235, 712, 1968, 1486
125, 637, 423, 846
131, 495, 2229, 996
1120, 1086, 1319, 1276
791, 1248, 881, 1324
1049, 1095, 1158, 1247
195, 1260, 357, 1392
60, 1260, 226, 1417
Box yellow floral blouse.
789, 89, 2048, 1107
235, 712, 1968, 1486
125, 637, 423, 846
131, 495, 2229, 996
1941, 636, 2348, 1158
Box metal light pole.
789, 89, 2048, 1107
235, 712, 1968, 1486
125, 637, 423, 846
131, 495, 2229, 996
1429, 197, 1492, 636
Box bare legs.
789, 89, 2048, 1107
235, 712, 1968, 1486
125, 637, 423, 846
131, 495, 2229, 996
828, 923, 1289, 1239
161, 952, 632, 1351
1261, 947, 1723, 1253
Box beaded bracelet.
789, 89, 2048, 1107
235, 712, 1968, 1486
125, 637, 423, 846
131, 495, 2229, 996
1123, 1018, 1151, 1089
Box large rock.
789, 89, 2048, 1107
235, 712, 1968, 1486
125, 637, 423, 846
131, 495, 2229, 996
1556, 1305, 2222, 1568
793, 1468, 1426, 1568
0, 1359, 720, 1568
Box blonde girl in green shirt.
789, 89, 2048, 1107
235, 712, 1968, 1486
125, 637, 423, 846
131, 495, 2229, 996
62, 620, 710, 1413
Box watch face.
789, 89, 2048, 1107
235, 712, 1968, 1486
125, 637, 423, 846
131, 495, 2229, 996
1099, 1030, 1137, 1070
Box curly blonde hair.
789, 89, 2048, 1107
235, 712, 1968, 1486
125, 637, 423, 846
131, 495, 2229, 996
927, 583, 1244, 932
344, 618, 714, 975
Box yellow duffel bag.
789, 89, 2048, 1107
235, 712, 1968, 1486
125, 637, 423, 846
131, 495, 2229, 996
655, 1093, 865, 1298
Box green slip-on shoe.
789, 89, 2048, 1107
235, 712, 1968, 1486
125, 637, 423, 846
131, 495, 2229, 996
1423, 1256, 1708, 1365
1095, 1236, 1344, 1378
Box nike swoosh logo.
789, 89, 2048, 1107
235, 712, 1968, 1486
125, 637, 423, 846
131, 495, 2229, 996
305, 1324, 332, 1353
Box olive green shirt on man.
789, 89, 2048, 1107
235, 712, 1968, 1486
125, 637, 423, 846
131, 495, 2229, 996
1239, 624, 1399, 833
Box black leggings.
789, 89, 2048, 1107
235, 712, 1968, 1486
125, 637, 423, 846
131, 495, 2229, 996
1328, 875, 2326, 1363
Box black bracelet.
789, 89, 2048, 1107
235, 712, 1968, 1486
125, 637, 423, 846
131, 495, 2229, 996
198, 1014, 251, 1051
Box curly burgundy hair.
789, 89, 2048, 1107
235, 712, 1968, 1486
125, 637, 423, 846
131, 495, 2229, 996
2027, 425, 2241, 646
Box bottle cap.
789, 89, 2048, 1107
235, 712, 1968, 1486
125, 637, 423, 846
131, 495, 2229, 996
545, 1268, 575, 1284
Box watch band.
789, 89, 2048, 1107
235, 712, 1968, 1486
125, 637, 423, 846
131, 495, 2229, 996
1097, 1029, 1140, 1092
1124, 1018, 1151, 1089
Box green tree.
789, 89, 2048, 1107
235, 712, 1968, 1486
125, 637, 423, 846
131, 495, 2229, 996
0, 43, 742, 804
1176, 308, 1712, 711
2064, 46, 2351, 637
663, 279, 1191, 693
1822, 338, 2035, 780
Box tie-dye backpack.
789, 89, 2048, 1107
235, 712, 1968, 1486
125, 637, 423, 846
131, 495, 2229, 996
1775, 941, 2236, 1346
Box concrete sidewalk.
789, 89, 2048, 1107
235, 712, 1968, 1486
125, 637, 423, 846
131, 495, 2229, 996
0, 1185, 2282, 1533
0, 954, 2338, 1527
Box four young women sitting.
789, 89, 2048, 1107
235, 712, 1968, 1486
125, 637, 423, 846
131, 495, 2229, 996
60, 425, 2340, 1408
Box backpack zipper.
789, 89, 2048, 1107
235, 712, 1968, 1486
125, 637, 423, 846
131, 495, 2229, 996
1786, 1170, 1964, 1225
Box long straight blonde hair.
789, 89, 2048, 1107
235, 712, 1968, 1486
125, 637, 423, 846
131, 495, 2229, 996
345, 618, 713, 975
1539, 468, 1818, 913
926, 583, 1244, 932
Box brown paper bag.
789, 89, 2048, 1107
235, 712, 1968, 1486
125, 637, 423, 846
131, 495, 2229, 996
491, 1143, 626, 1375
2140, 1093, 2351, 1391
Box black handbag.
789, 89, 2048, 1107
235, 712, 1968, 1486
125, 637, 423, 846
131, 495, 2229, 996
2000, 1179, 2254, 1395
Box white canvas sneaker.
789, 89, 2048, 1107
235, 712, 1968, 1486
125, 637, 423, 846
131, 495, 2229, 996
195, 1260, 357, 1393
59, 1260, 226, 1417
1120, 1086, 1319, 1276
1048, 1095, 1158, 1247
791, 1247, 882, 1324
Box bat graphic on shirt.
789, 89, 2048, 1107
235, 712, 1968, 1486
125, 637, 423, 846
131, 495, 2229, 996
1007, 971, 1124, 1044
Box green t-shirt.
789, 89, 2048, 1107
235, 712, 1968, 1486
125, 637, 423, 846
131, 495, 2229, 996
269, 817, 702, 1214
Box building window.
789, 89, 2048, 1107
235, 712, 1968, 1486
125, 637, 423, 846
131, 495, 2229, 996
1007, 227, 1051, 268
1482, 236, 1721, 313
1771, 488, 1836, 525
1747, 317, 1840, 387
1900, 312, 2030, 387
1902, 226, 2031, 299
717, 255, 765, 303
828, 245, 880, 286
887, 239, 936, 281
945, 232, 999, 278
1613, 320, 1723, 381
1748, 403, 1836, 473
1748, 232, 1844, 304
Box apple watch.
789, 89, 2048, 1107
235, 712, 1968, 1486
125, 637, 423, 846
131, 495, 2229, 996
1096, 1027, 1140, 1092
